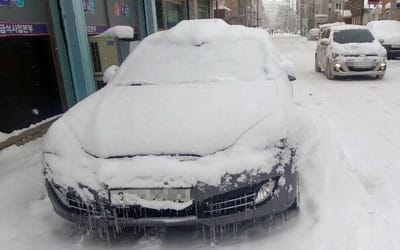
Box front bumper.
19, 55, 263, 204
46, 170, 298, 229
383, 45, 400, 58
330, 56, 386, 77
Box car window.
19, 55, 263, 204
333, 29, 374, 44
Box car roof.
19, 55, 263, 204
329, 24, 368, 31
319, 22, 345, 30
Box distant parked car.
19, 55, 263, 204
43, 19, 299, 233
307, 28, 320, 40
366, 20, 400, 59
315, 24, 387, 80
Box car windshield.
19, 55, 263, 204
333, 29, 375, 44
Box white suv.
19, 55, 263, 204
315, 24, 387, 80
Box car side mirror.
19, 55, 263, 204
320, 38, 330, 46
378, 38, 384, 44
288, 74, 296, 81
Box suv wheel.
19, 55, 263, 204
315, 54, 321, 72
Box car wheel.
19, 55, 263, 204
325, 61, 334, 80
315, 54, 321, 72
376, 75, 384, 80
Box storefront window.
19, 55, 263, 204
156, 0, 164, 30
198, 0, 210, 19
166, 1, 184, 28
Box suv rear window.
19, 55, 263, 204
333, 29, 374, 44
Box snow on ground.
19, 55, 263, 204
1, 34, 400, 249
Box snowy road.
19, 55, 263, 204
1, 35, 400, 249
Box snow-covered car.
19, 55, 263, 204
307, 28, 320, 40
43, 19, 299, 232
315, 24, 387, 80
366, 20, 400, 59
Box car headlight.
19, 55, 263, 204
255, 179, 276, 205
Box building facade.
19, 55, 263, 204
298, 0, 363, 34
215, 0, 263, 27
381, 0, 400, 20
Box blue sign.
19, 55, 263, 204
83, 0, 95, 14
15, 0, 24, 8
86, 25, 109, 34
0, 0, 11, 6
0, 22, 48, 37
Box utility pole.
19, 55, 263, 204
257, 0, 260, 27
389, 0, 396, 19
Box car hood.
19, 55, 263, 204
54, 80, 291, 159
383, 36, 400, 45
332, 41, 386, 56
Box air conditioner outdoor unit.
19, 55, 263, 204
88, 36, 132, 89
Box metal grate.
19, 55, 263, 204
200, 192, 256, 218
348, 66, 375, 72
112, 203, 196, 219
90, 42, 102, 73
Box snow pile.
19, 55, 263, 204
0, 115, 60, 142
102, 65, 119, 83
95, 25, 134, 39
110, 19, 283, 85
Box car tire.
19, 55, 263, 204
315, 54, 321, 72
325, 61, 334, 80
376, 75, 384, 80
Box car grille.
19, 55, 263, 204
348, 66, 375, 72
59, 189, 258, 220
344, 54, 377, 57
65, 195, 106, 217
199, 192, 257, 218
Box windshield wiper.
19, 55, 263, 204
126, 81, 158, 86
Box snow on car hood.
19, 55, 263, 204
59, 81, 289, 158
368, 21, 400, 45
43, 80, 293, 192
383, 37, 400, 45
332, 41, 386, 56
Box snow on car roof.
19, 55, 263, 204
367, 20, 400, 39
110, 19, 282, 85
330, 24, 368, 31
319, 22, 345, 30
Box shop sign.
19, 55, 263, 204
0, 22, 48, 36
0, 0, 10, 6
87, 25, 109, 34
368, 0, 379, 5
